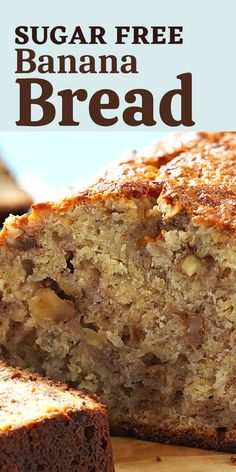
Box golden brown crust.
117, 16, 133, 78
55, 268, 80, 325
1, 132, 236, 245
157, 132, 236, 228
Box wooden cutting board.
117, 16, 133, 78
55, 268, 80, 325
112, 437, 236, 471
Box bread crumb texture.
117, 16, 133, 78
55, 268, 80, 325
0, 132, 236, 452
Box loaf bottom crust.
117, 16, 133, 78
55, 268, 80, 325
112, 422, 236, 452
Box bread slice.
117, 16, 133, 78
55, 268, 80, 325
0, 132, 235, 451
0, 158, 32, 225
0, 360, 114, 471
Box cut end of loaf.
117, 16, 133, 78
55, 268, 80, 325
0, 132, 236, 452
0, 361, 114, 471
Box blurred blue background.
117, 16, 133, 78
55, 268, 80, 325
0, 132, 166, 194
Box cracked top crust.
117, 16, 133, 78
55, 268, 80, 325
1, 132, 236, 237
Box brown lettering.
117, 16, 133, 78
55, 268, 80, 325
38, 55, 55, 74
16, 79, 55, 126
15, 48, 36, 73
89, 89, 119, 126
121, 55, 138, 73
115, 26, 130, 44
123, 89, 156, 126
58, 89, 88, 126
89, 26, 106, 44
169, 26, 183, 44
160, 73, 194, 126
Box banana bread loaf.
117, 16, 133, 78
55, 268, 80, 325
0, 361, 114, 471
0, 132, 235, 451
0, 158, 32, 225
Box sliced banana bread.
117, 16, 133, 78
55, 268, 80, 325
0, 361, 114, 472
0, 132, 235, 451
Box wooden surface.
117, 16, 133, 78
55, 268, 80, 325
112, 437, 236, 471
